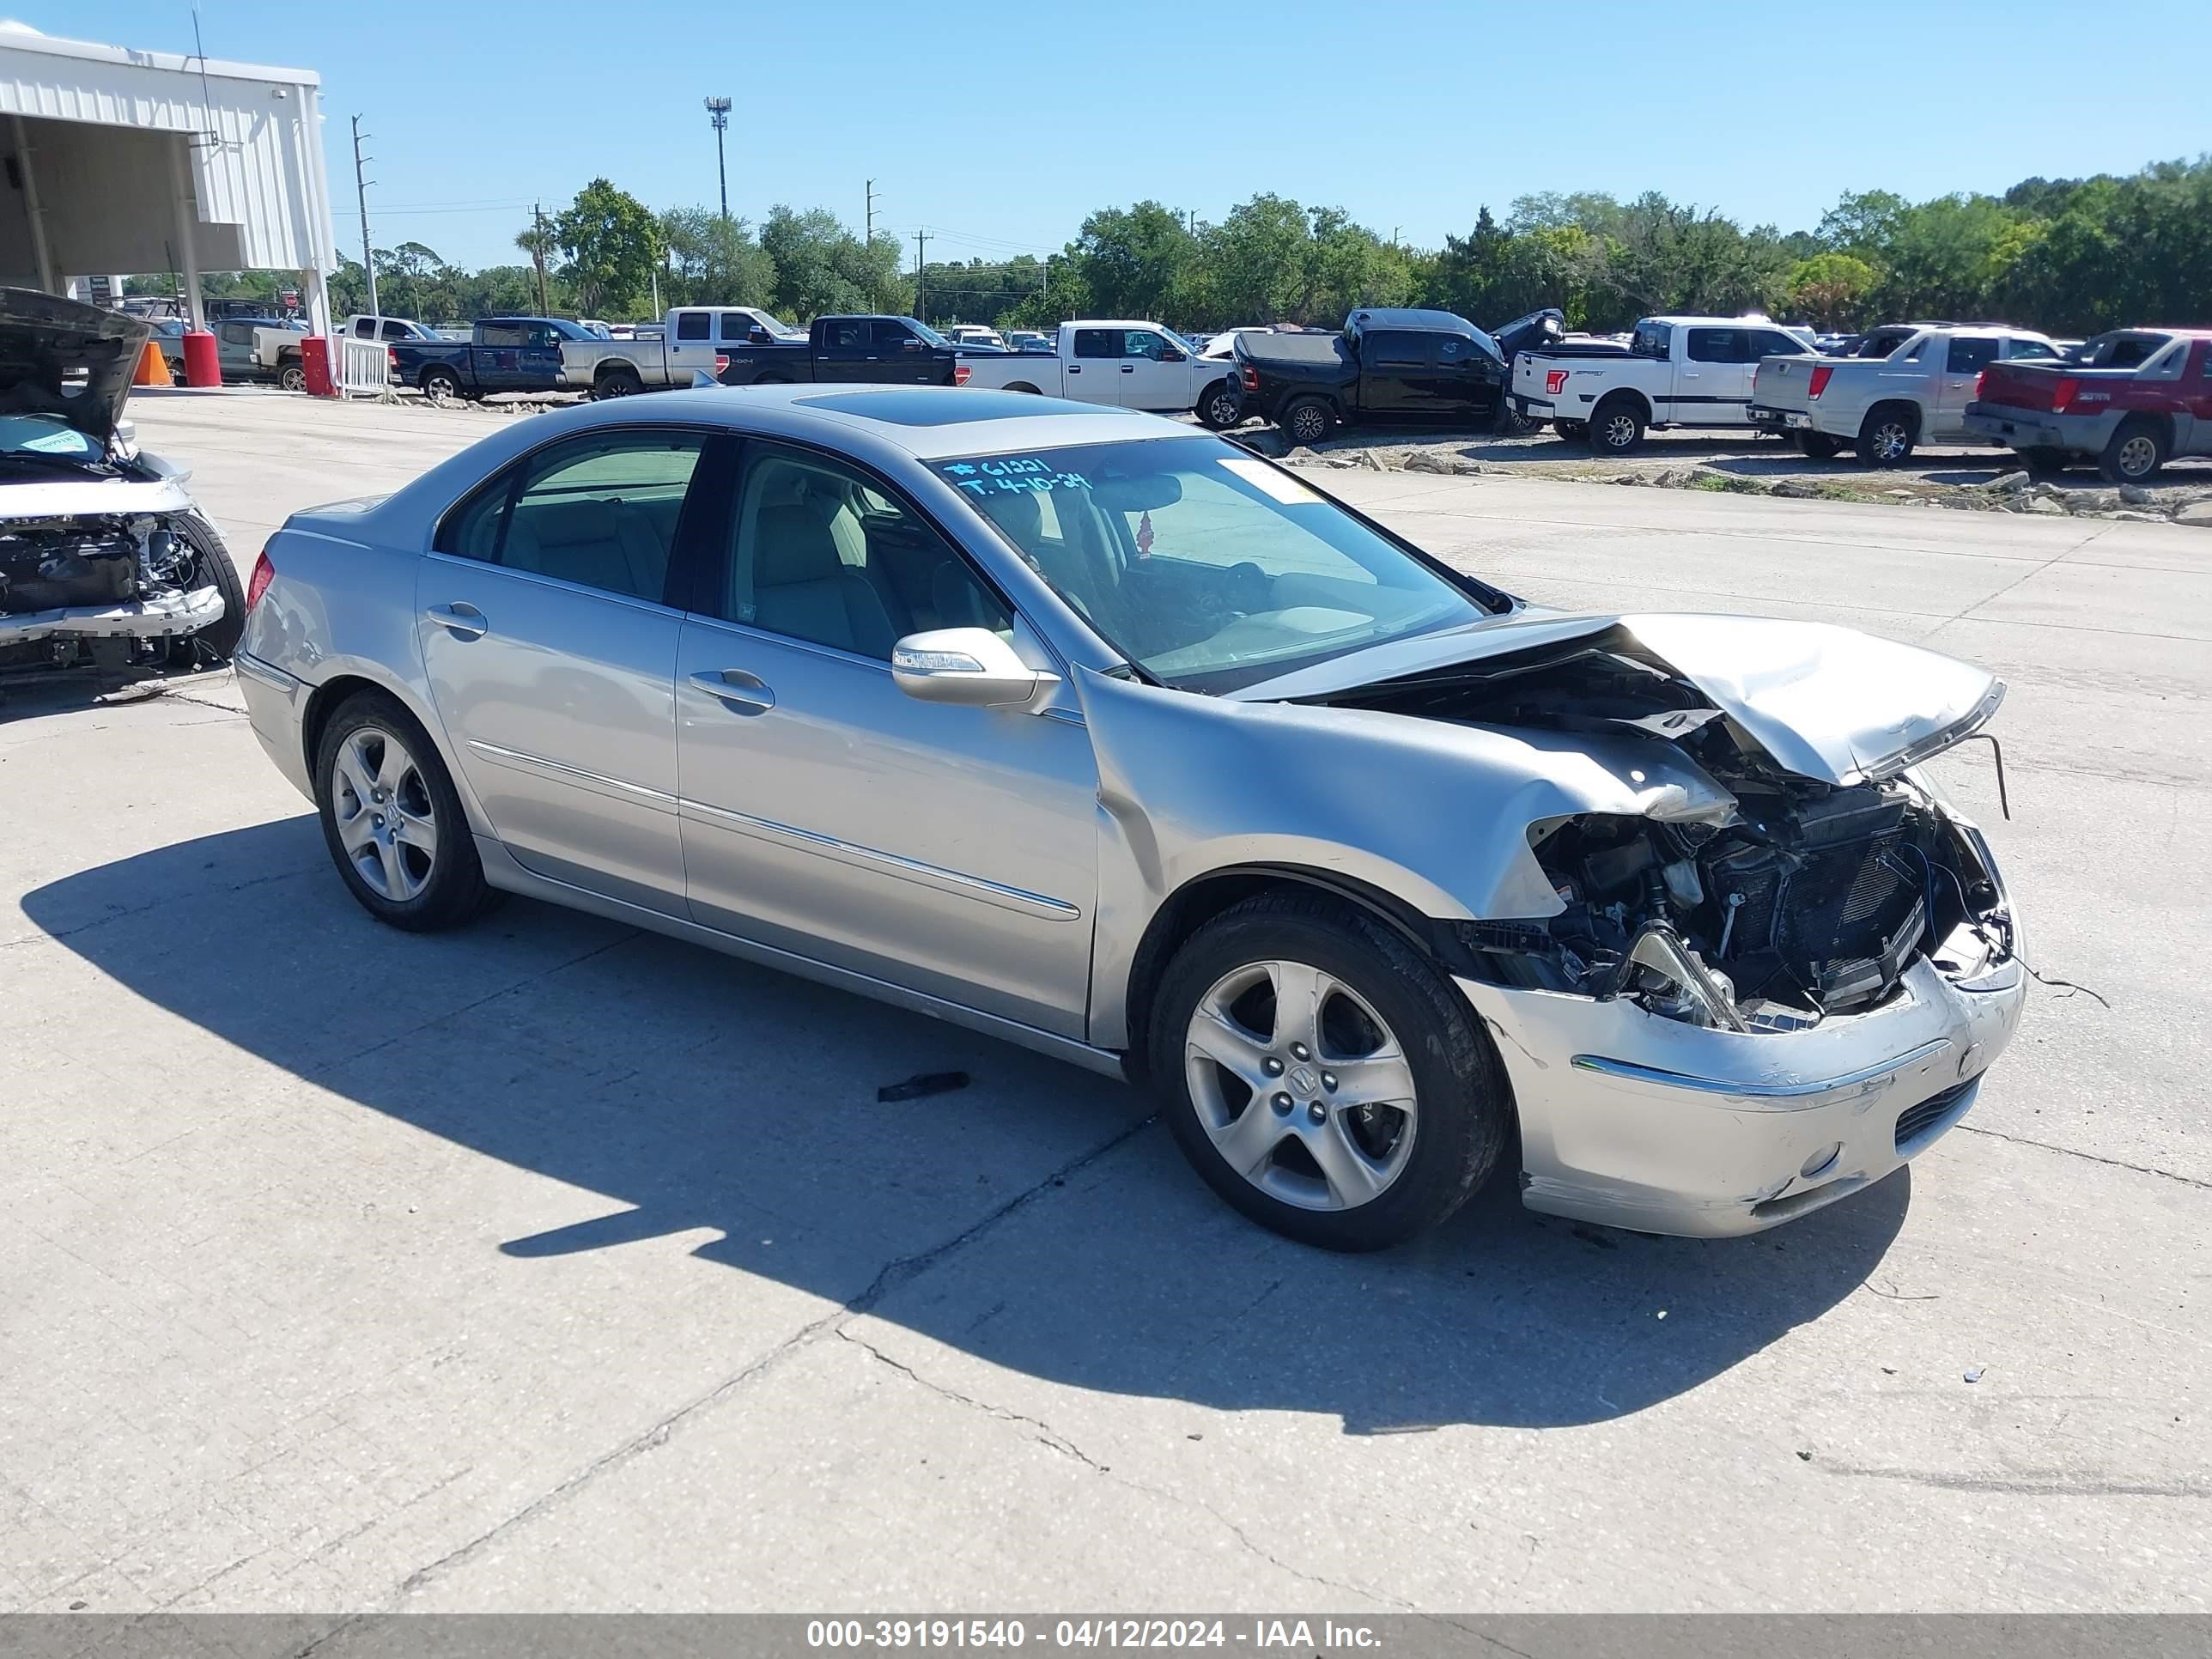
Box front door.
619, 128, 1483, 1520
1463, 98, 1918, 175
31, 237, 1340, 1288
1115, 326, 1189, 410
416, 425, 714, 915
672, 441, 1097, 1037
870, 319, 942, 384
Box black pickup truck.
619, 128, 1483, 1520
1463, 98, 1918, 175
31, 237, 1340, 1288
388, 317, 595, 398
718, 314, 963, 386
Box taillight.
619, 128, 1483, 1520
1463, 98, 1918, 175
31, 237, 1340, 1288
386, 347, 400, 371
2051, 375, 2081, 412
1808, 365, 1833, 399
714, 354, 728, 375
1974, 370, 1985, 399
1545, 368, 1569, 396
246, 547, 276, 611
954, 363, 972, 386
1240, 364, 1259, 392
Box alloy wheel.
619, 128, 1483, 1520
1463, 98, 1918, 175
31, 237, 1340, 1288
2117, 434, 2157, 478
1869, 421, 1910, 462
1206, 391, 1241, 427
1183, 958, 1419, 1212
1600, 413, 1637, 449
330, 726, 439, 902
1291, 407, 1327, 443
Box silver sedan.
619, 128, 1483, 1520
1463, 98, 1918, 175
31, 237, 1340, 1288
234, 386, 2026, 1251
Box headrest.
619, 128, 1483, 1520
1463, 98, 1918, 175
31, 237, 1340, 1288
754, 505, 846, 586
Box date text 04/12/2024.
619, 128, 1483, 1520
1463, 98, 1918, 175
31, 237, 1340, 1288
805, 1621, 1382, 1650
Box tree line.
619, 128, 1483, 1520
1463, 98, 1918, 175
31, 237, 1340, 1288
153, 156, 2210, 338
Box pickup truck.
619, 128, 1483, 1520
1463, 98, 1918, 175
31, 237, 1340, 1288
388, 317, 599, 399
1964, 328, 2212, 483
557, 306, 727, 397
1233, 307, 1511, 443
1747, 324, 2061, 463
343, 314, 443, 344
959, 319, 1242, 427
1510, 315, 1821, 453
717, 314, 963, 387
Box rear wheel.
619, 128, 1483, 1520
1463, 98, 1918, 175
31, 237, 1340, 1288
1590, 396, 1645, 455
313, 692, 493, 933
1857, 404, 1917, 466
594, 365, 643, 398
2022, 447, 2069, 477
1796, 430, 1844, 460
2100, 418, 2166, 485
278, 360, 307, 393
1283, 397, 1335, 446
1148, 892, 1511, 1252
1198, 380, 1243, 429
420, 366, 464, 401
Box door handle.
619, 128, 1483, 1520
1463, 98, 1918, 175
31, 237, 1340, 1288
1121, 365, 1135, 373
690, 668, 775, 714
1066, 365, 1081, 374
424, 602, 487, 640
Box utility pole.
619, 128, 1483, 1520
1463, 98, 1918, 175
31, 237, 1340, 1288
865, 179, 879, 245
531, 201, 550, 316
350, 115, 378, 319
704, 97, 732, 219
914, 227, 929, 319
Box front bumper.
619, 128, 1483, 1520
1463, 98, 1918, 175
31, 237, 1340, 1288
1455, 947, 2026, 1238
0, 581, 226, 647
1962, 403, 2113, 455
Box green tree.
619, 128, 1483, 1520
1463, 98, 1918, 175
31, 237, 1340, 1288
1785, 251, 1881, 329
552, 179, 665, 318
659, 207, 775, 310
759, 206, 908, 320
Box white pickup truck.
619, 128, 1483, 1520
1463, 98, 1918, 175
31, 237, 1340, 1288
560, 306, 798, 397
957, 320, 1243, 428
1510, 315, 1818, 454
1747, 323, 2062, 463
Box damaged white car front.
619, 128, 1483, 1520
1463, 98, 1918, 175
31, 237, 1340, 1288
1303, 614, 2027, 1237
1, 288, 244, 676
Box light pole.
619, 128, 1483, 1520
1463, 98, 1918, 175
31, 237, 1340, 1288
704, 97, 731, 220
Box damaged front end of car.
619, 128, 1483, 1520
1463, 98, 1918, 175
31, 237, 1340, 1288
0, 507, 233, 672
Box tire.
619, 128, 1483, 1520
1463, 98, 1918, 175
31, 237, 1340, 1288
1147, 891, 1511, 1253
1197, 380, 1243, 429
420, 367, 464, 401
166, 513, 246, 668
1006, 381, 1042, 395
1856, 404, 1917, 466
1589, 396, 1645, 455
1282, 397, 1334, 446
313, 691, 494, 933
594, 366, 643, 399
2099, 417, 2166, 485
754, 374, 793, 386
166, 356, 188, 384
1553, 420, 1587, 442
1796, 431, 1844, 460
278, 360, 307, 393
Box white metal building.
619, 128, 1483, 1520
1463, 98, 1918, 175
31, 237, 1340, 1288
0, 19, 340, 333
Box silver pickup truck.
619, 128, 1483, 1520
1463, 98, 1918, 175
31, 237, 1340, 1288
557, 306, 774, 397
1748, 324, 2061, 463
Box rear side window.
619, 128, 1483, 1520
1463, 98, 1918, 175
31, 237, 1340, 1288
352, 318, 376, 337
1367, 331, 1424, 368
1946, 337, 2001, 374
676, 312, 711, 341
2006, 339, 2057, 361
435, 429, 707, 604
479, 324, 527, 348
1632, 321, 1674, 358
1073, 329, 1121, 359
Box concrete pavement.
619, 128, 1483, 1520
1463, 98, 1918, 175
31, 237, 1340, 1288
2, 389, 2205, 1614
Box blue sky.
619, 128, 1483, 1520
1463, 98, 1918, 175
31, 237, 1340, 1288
20, 0, 2211, 270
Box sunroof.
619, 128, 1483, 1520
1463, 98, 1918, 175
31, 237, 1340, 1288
794, 388, 1100, 426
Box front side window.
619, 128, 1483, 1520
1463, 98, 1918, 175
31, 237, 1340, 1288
721, 447, 1010, 661
436, 429, 705, 603
931, 435, 1501, 694
719, 313, 757, 341
871, 319, 920, 349
1122, 330, 1166, 360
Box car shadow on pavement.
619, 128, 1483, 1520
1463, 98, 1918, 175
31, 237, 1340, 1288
25, 817, 1911, 1434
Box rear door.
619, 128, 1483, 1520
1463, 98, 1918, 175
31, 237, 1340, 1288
1678, 327, 1756, 424
1064, 327, 1123, 404
475, 322, 528, 390
814, 317, 872, 381
1355, 329, 1431, 417
416, 424, 716, 914
1935, 335, 2003, 439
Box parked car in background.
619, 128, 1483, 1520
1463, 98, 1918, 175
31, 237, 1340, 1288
577, 319, 613, 338
1965, 328, 2212, 483
1511, 315, 1832, 454
716, 314, 963, 387
233, 385, 2027, 1252
1007, 330, 1054, 353
558, 307, 726, 397
947, 325, 1009, 351
387, 317, 596, 399
1236, 307, 1510, 444
1, 289, 244, 675
209, 317, 311, 391
1748, 324, 2060, 463
149, 316, 188, 380
957, 320, 1240, 427
344, 315, 443, 344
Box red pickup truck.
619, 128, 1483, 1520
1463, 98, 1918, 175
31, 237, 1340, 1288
1964, 328, 2212, 483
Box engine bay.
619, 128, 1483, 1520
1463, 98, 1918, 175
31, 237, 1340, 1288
0, 512, 211, 671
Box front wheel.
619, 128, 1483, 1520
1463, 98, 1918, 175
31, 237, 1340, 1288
1197, 380, 1243, 429
2100, 418, 2166, 485
314, 692, 495, 933
1148, 892, 1511, 1252
1796, 430, 1844, 460
1282, 397, 1334, 446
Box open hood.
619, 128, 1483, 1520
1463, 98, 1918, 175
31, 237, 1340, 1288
1252, 611, 2004, 787
0, 287, 149, 447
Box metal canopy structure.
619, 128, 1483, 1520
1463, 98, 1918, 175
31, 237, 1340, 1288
0, 19, 340, 333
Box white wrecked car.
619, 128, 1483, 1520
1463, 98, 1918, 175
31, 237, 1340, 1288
1, 288, 243, 675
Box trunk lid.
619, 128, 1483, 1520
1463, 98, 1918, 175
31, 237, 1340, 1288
0, 288, 149, 447
1247, 611, 2004, 787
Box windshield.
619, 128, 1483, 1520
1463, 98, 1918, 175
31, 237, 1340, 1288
0, 413, 104, 465
545, 319, 595, 341
931, 435, 1501, 693
906, 319, 951, 348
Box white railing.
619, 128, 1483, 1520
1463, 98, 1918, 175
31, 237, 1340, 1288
332, 334, 391, 397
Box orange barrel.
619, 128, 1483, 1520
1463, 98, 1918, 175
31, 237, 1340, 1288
181, 330, 221, 386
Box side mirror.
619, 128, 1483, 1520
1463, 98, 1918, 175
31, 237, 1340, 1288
749, 327, 771, 343
1159, 348, 1185, 362
891, 628, 1056, 708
